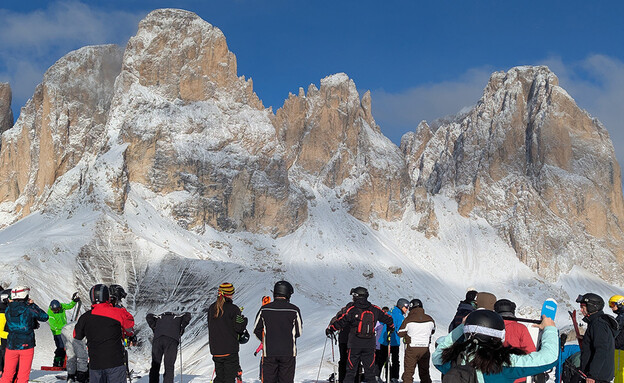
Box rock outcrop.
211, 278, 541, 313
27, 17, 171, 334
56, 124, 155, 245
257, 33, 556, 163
0, 83, 12, 134
404, 66, 624, 282
274, 74, 409, 222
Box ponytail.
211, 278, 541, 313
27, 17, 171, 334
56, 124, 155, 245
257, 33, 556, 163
214, 294, 225, 318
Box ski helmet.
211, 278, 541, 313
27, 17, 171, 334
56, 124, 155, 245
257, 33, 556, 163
396, 298, 410, 310
409, 299, 423, 310
50, 299, 62, 313
576, 293, 604, 314
350, 287, 369, 299
609, 295, 624, 311
273, 281, 294, 299
463, 309, 506, 344
11, 286, 30, 300
494, 299, 517, 316
89, 284, 110, 304
0, 289, 10, 304
109, 284, 127, 301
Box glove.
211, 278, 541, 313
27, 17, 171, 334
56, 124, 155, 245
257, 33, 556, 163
127, 334, 138, 345
325, 327, 335, 338
235, 314, 246, 324
72, 292, 80, 302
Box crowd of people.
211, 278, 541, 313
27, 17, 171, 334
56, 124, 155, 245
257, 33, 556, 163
0, 282, 623, 383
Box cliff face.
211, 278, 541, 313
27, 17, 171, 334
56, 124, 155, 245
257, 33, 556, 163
403, 66, 624, 281
0, 83, 12, 134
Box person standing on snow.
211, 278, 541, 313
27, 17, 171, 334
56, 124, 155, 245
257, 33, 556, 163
576, 293, 618, 383
0, 286, 49, 383
494, 299, 536, 383
147, 311, 192, 383
208, 282, 248, 383
609, 295, 624, 383
448, 288, 477, 332
254, 281, 303, 383
374, 306, 390, 379
397, 299, 435, 383
74, 284, 136, 383
62, 319, 89, 383
379, 298, 409, 383
326, 287, 394, 383
47, 293, 80, 367
109, 284, 127, 308
0, 288, 11, 374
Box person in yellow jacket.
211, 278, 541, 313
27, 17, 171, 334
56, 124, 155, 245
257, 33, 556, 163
0, 289, 10, 374
47, 292, 80, 367
610, 295, 624, 383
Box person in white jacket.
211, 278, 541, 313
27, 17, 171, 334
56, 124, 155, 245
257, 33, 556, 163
397, 299, 435, 383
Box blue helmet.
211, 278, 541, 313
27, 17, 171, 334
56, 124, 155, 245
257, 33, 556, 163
50, 299, 62, 313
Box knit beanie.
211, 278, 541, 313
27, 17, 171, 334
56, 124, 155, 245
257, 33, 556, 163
218, 282, 235, 298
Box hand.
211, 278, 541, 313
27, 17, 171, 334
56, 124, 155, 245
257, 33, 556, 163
586, 379, 595, 383
127, 334, 138, 346
533, 315, 556, 330
27, 299, 34, 305
325, 328, 334, 338
72, 292, 80, 302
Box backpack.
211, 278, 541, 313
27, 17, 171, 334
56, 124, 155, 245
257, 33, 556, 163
355, 309, 376, 339
442, 364, 478, 383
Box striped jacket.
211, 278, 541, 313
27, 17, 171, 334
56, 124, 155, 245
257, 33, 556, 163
253, 298, 302, 357
433, 324, 558, 383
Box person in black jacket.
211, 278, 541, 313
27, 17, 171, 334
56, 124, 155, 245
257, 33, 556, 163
253, 281, 303, 383
328, 298, 358, 383
147, 311, 191, 383
448, 288, 477, 332
327, 287, 394, 383
576, 293, 618, 383
207, 283, 248, 383
609, 295, 624, 383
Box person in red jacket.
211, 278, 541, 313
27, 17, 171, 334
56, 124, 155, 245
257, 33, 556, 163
494, 299, 536, 383
74, 284, 135, 383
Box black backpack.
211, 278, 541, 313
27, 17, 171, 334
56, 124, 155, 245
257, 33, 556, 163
355, 309, 376, 339
442, 364, 478, 383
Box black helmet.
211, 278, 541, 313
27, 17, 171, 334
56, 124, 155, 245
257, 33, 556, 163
494, 299, 517, 316
50, 299, 62, 313
0, 289, 10, 304
109, 284, 127, 301
409, 299, 422, 310
396, 298, 409, 310
463, 310, 506, 344
238, 329, 250, 344
273, 281, 294, 299
89, 284, 110, 304
350, 287, 369, 299
576, 293, 604, 314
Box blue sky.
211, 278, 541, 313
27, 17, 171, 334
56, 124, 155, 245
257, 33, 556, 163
1, 1, 623, 156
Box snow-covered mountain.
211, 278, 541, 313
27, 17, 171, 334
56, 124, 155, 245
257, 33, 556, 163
0, 8, 622, 382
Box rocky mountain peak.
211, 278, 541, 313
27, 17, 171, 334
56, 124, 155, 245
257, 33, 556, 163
0, 83, 12, 134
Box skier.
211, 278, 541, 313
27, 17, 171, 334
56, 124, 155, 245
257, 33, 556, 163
207, 282, 248, 383
0, 286, 49, 383
326, 287, 394, 383
253, 281, 303, 383
47, 293, 80, 367
494, 299, 536, 383
374, 307, 390, 379
62, 320, 89, 383
576, 293, 618, 383
609, 295, 624, 383
379, 298, 409, 383
433, 310, 558, 383
74, 284, 136, 383
327, 289, 359, 383
397, 299, 435, 383
146, 311, 192, 383
448, 288, 477, 332
0, 288, 10, 374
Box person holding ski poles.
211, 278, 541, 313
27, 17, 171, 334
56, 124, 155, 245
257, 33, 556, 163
74, 284, 136, 383
147, 311, 191, 383
207, 282, 248, 383
326, 287, 394, 383
576, 293, 618, 383
47, 292, 80, 367
379, 298, 409, 383
397, 299, 435, 383
610, 295, 624, 383
0, 286, 49, 383
253, 281, 303, 383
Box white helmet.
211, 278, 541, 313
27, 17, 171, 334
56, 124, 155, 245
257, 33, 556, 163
11, 286, 30, 300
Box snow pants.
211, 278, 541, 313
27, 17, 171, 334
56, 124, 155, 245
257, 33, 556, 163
615, 349, 624, 383
89, 365, 126, 383
213, 353, 240, 383
149, 336, 179, 383
379, 344, 400, 379
262, 355, 296, 383
402, 346, 431, 383
344, 348, 375, 383
0, 348, 34, 383
62, 322, 88, 375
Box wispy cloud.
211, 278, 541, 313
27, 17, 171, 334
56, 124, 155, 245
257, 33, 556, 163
0, 1, 145, 114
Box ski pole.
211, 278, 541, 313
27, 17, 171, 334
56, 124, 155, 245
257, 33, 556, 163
315, 336, 329, 383
331, 334, 337, 382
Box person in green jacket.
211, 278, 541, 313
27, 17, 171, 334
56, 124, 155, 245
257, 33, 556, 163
48, 292, 80, 367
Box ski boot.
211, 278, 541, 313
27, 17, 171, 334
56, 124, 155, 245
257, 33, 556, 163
66, 373, 76, 383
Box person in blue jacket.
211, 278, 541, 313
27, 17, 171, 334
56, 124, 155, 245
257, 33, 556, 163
379, 298, 409, 382
433, 310, 558, 383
